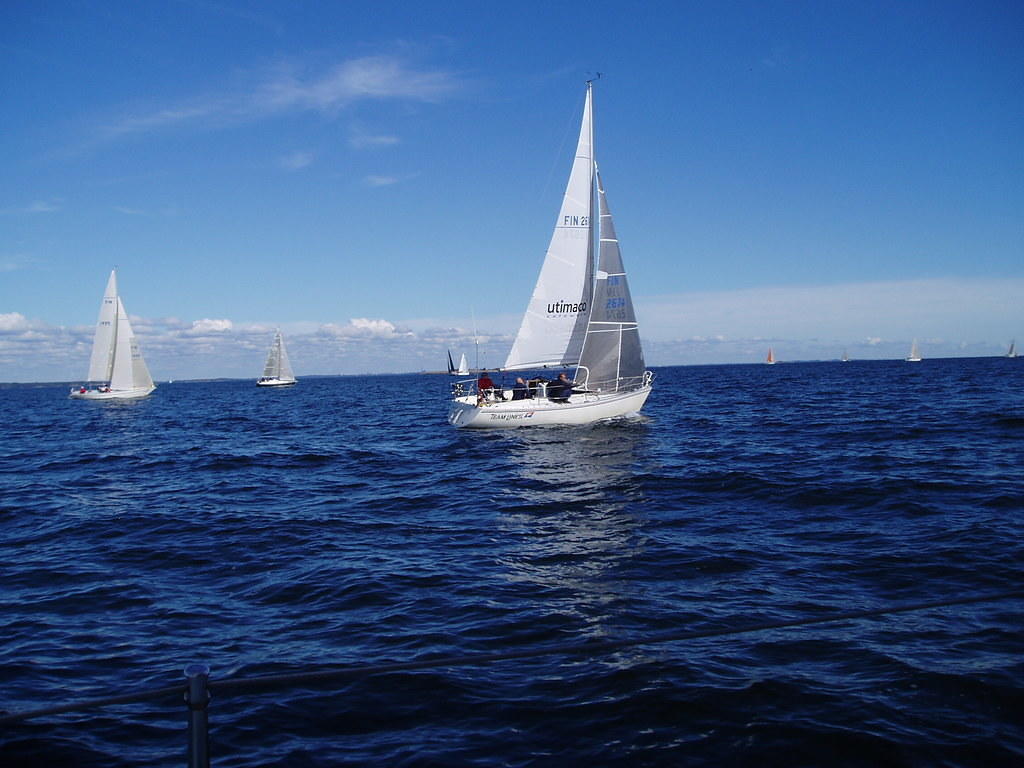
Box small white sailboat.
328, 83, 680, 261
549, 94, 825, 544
766, 348, 776, 365
1007, 340, 1017, 359
841, 349, 850, 362
448, 81, 653, 429
70, 269, 155, 400
257, 330, 297, 387
447, 351, 470, 376
906, 339, 922, 362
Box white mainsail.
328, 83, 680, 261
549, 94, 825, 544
457, 353, 469, 375
72, 269, 155, 399
503, 86, 594, 371
87, 270, 118, 382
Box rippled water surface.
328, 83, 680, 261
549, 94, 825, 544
1, 359, 1022, 766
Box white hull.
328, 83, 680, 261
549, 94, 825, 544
906, 357, 922, 363
69, 385, 155, 400
257, 378, 296, 387
448, 385, 651, 429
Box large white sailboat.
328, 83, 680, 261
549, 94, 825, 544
906, 339, 922, 362
257, 329, 297, 387
448, 81, 653, 429
70, 269, 156, 400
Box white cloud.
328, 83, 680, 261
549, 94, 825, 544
279, 150, 314, 170
99, 55, 463, 139
319, 318, 414, 339
1, 199, 61, 215
349, 132, 400, 149
365, 175, 399, 187
0, 312, 30, 331
113, 205, 145, 215
256, 56, 459, 111
189, 318, 233, 334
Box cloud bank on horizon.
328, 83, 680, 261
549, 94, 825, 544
2, 277, 1020, 383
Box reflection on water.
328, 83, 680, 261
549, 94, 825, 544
493, 422, 651, 647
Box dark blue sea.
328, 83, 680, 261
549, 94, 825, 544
2, 359, 1022, 767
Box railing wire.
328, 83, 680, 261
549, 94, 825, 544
1, 589, 1020, 725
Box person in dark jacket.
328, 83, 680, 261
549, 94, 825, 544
549, 372, 576, 403
511, 377, 530, 400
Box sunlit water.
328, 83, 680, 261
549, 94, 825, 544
1, 359, 1022, 766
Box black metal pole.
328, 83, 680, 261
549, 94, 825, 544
184, 664, 210, 768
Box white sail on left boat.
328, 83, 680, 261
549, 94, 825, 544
257, 330, 297, 387
448, 81, 653, 429
70, 269, 156, 400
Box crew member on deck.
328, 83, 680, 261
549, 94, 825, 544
549, 373, 576, 403
511, 377, 529, 400
477, 371, 498, 404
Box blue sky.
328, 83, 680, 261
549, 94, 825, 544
2, 0, 1022, 381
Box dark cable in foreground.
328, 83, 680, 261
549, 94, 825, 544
1, 590, 1020, 724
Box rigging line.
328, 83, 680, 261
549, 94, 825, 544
1, 589, 1019, 723
538, 90, 587, 207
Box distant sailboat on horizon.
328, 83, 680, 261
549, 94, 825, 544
447, 350, 470, 376
257, 330, 297, 387
70, 269, 156, 400
1007, 340, 1017, 359
841, 349, 850, 363
906, 339, 922, 362
766, 348, 776, 365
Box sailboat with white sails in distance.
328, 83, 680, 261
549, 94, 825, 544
906, 338, 922, 362
257, 329, 297, 387
70, 269, 155, 400
448, 80, 653, 429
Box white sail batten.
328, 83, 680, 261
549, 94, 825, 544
87, 270, 119, 382
503, 86, 594, 371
